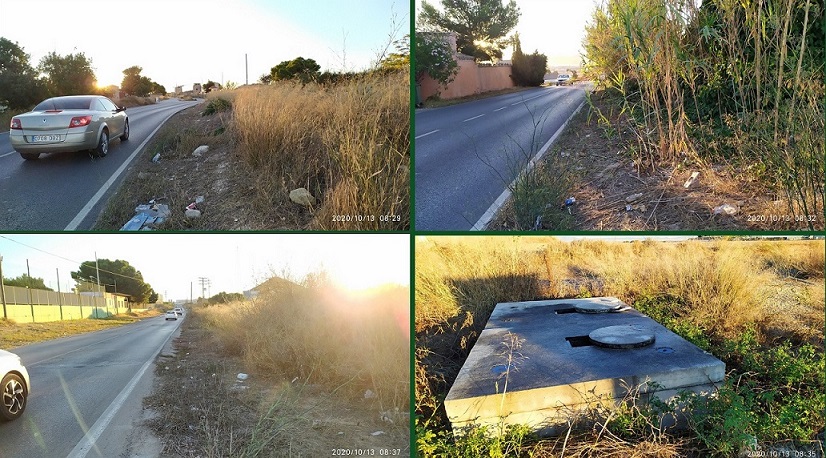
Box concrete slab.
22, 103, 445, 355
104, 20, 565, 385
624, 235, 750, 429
444, 298, 725, 435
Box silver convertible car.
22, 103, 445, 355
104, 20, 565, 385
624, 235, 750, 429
9, 95, 129, 160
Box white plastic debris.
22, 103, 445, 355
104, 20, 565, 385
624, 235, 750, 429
625, 193, 643, 203
713, 204, 738, 216
364, 389, 377, 399
237, 373, 249, 381
683, 171, 700, 188
192, 145, 209, 157
151, 153, 161, 163
371, 431, 385, 436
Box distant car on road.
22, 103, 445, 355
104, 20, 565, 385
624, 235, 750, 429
0, 349, 30, 421
165, 311, 178, 321
173, 307, 184, 316
556, 74, 571, 86
9, 95, 129, 160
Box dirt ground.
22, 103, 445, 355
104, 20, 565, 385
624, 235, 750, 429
143, 311, 410, 457
489, 89, 823, 231
94, 102, 309, 231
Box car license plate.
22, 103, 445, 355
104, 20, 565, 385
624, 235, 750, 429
31, 135, 61, 142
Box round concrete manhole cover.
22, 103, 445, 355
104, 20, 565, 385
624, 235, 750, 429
589, 325, 655, 349
574, 302, 622, 314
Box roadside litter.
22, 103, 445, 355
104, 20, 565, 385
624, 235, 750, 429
121, 200, 170, 230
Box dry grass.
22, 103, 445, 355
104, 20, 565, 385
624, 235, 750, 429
203, 279, 409, 412
417, 237, 823, 338
231, 72, 409, 230
0, 309, 161, 348
94, 71, 408, 231
193, 276, 410, 455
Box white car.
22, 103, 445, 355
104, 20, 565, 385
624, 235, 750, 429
165, 311, 178, 321
173, 307, 184, 316
556, 74, 571, 86
1, 349, 30, 421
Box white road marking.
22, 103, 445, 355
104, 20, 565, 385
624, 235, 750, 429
493, 107, 508, 112
415, 129, 439, 140
64, 105, 191, 230
510, 93, 546, 106
0, 151, 14, 158
66, 319, 179, 458
472, 96, 587, 231
462, 114, 485, 122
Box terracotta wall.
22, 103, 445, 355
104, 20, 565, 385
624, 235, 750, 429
419, 61, 514, 100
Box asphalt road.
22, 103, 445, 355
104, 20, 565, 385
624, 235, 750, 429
414, 84, 588, 231
0, 315, 181, 458
0, 99, 200, 230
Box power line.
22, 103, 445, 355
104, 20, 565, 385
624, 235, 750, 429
0, 235, 147, 284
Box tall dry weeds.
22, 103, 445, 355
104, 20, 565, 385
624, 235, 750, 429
231, 71, 409, 230
584, 0, 824, 224
202, 278, 409, 414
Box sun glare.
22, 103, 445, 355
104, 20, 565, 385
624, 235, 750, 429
329, 260, 409, 292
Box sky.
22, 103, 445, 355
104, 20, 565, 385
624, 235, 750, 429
0, 0, 407, 91
416, 0, 597, 67
0, 234, 409, 302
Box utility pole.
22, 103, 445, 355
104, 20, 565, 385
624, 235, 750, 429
94, 253, 101, 319
245, 53, 248, 86
197, 277, 210, 301
95, 252, 101, 293
56, 268, 63, 320
0, 255, 7, 319
26, 259, 33, 321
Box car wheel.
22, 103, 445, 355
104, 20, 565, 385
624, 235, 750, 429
120, 119, 129, 141
19, 152, 40, 160
93, 129, 109, 158
1, 373, 27, 421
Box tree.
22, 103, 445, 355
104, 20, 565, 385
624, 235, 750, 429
377, 33, 410, 73
71, 259, 156, 303
121, 66, 156, 97
3, 274, 52, 291
268, 57, 321, 83
419, 0, 521, 61
150, 82, 166, 95
414, 32, 459, 85
511, 33, 547, 87
379, 52, 409, 73
0, 37, 43, 109
38, 51, 96, 96
203, 80, 219, 92
207, 292, 245, 305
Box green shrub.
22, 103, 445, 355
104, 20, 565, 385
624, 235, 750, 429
201, 97, 231, 116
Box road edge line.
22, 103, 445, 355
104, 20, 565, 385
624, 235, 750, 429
471, 96, 587, 231
66, 318, 181, 458
64, 104, 193, 230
